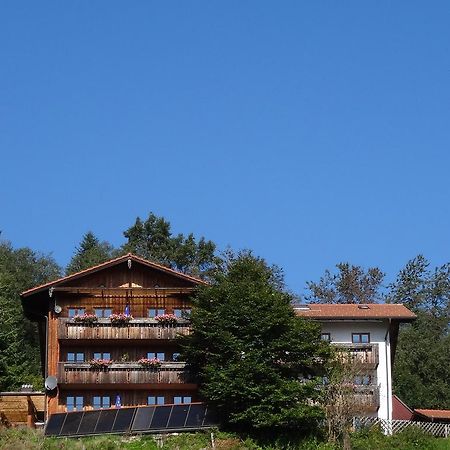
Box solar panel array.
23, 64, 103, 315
44, 403, 216, 437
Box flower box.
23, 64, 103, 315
137, 357, 161, 369
155, 314, 178, 326
72, 313, 98, 326
109, 313, 133, 326
89, 359, 112, 370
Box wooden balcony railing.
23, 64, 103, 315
353, 385, 380, 412
57, 318, 191, 340
332, 343, 379, 370
57, 362, 190, 385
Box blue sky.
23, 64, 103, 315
1, 2, 450, 294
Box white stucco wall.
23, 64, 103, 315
319, 320, 392, 420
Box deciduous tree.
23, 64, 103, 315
306, 263, 385, 304
179, 251, 330, 434
0, 240, 60, 390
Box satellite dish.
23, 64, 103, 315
54, 305, 62, 314
45, 376, 58, 391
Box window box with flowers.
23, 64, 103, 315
72, 313, 98, 326
155, 314, 178, 326
109, 313, 133, 326
137, 357, 161, 369
89, 359, 112, 371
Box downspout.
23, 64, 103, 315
384, 319, 391, 423
35, 313, 49, 423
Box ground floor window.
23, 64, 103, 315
66, 396, 83, 411
93, 395, 111, 409
148, 396, 165, 405
173, 396, 192, 404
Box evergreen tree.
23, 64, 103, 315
389, 255, 450, 408
66, 231, 116, 275
306, 263, 385, 304
179, 251, 330, 433
0, 240, 60, 390
123, 212, 220, 279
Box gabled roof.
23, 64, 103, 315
414, 409, 450, 420
21, 253, 207, 297
295, 303, 416, 321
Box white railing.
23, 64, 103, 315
356, 417, 450, 437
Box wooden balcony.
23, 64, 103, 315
57, 362, 191, 386
57, 318, 191, 341
354, 385, 380, 412
332, 343, 379, 370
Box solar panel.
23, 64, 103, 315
78, 410, 101, 434
150, 405, 172, 429
202, 406, 217, 426
131, 407, 155, 431
44, 403, 217, 437
185, 404, 205, 427
95, 409, 118, 433
168, 404, 189, 428
60, 412, 83, 435
45, 412, 66, 436
112, 408, 136, 432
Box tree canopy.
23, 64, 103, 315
0, 240, 61, 390
122, 212, 221, 279
306, 263, 385, 304
66, 231, 116, 275
179, 251, 330, 433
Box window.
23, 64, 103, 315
66, 396, 84, 412
147, 352, 165, 361
148, 308, 165, 318
173, 308, 191, 319
321, 333, 331, 342
147, 396, 165, 405
354, 375, 371, 386
174, 396, 192, 404
93, 352, 111, 361
93, 396, 110, 409
94, 308, 112, 318
352, 333, 370, 344
172, 353, 181, 361
67, 352, 85, 362
68, 308, 85, 318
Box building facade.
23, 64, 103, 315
21, 254, 204, 417
295, 303, 416, 420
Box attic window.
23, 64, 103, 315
358, 305, 370, 310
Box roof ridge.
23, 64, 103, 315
21, 253, 206, 297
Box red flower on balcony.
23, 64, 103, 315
137, 357, 161, 369
109, 313, 133, 326
155, 314, 178, 326
72, 313, 98, 326
89, 359, 112, 370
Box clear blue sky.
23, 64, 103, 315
1, 2, 450, 294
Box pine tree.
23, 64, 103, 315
66, 232, 116, 275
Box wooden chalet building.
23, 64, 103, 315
21, 253, 205, 417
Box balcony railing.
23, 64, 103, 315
57, 362, 191, 385
58, 318, 191, 340
353, 385, 380, 412
332, 343, 379, 370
